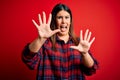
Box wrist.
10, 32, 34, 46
81, 52, 89, 56
38, 36, 47, 41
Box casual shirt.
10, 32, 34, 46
22, 36, 98, 80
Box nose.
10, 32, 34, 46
62, 17, 66, 23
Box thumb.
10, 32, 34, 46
70, 46, 78, 50
52, 29, 60, 35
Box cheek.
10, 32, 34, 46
56, 20, 61, 27
67, 20, 71, 25
67, 22, 71, 27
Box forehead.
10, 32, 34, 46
56, 10, 70, 16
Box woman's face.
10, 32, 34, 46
56, 10, 71, 36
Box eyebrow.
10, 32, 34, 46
56, 15, 70, 17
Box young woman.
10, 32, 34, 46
22, 3, 98, 80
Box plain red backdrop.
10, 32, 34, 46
0, 0, 120, 80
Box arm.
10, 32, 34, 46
70, 29, 98, 75
29, 37, 46, 53
71, 29, 95, 67
81, 52, 94, 68
22, 12, 60, 69
80, 51, 99, 76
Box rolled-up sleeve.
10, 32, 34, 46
22, 44, 43, 70
80, 52, 99, 76
80, 59, 99, 76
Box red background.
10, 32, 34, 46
0, 0, 120, 80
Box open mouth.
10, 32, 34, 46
60, 26, 67, 32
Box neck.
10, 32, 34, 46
57, 34, 69, 43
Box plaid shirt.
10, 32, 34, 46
22, 36, 98, 80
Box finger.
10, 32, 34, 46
52, 29, 60, 35
89, 37, 95, 45
87, 31, 91, 42
80, 30, 83, 41
47, 13, 52, 25
84, 29, 89, 40
38, 14, 42, 25
43, 11, 46, 24
32, 19, 39, 29
70, 46, 78, 50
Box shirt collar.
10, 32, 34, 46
56, 35, 73, 42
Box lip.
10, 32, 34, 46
60, 25, 67, 28
60, 25, 67, 32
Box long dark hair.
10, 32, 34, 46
50, 3, 79, 51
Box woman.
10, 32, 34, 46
22, 3, 98, 80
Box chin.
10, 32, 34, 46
58, 32, 69, 36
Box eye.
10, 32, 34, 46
57, 16, 62, 19
65, 16, 70, 19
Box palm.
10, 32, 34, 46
32, 12, 60, 39
37, 24, 55, 38
70, 29, 95, 53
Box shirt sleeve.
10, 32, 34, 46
21, 43, 43, 70
80, 51, 99, 76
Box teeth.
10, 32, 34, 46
60, 26, 67, 32
60, 26, 67, 28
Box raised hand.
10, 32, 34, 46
32, 12, 60, 39
70, 29, 95, 53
